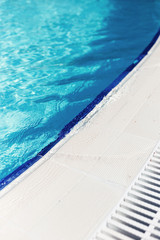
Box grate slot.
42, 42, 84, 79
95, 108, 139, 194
148, 162, 160, 170
127, 192, 160, 208
152, 158, 160, 164
107, 222, 141, 240
107, 221, 142, 240
124, 196, 158, 213
132, 185, 160, 200
149, 237, 160, 240
120, 202, 154, 219
141, 172, 160, 183
135, 182, 160, 195
115, 209, 150, 226
111, 214, 147, 233
131, 186, 160, 202
139, 176, 160, 188
150, 158, 160, 165
110, 216, 145, 234
150, 233, 160, 239
144, 167, 160, 176
154, 226, 160, 232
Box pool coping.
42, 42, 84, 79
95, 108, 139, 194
0, 28, 160, 191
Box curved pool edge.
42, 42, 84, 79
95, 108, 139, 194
0, 28, 160, 191
0, 27, 160, 240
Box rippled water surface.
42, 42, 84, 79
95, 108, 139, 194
0, 0, 160, 180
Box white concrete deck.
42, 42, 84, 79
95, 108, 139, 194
0, 37, 160, 240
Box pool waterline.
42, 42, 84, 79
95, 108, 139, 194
0, 28, 160, 191
1, 0, 160, 181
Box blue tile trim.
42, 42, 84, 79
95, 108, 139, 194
0, 28, 160, 191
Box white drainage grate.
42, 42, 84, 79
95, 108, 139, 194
90, 142, 160, 240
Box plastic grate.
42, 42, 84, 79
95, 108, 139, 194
90, 142, 160, 240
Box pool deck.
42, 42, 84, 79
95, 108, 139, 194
0, 37, 160, 240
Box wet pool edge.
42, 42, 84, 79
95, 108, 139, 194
0, 28, 160, 191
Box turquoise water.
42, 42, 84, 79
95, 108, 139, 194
0, 0, 160, 180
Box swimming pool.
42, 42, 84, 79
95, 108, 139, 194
0, 0, 160, 183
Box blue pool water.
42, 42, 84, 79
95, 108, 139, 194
0, 0, 160, 181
